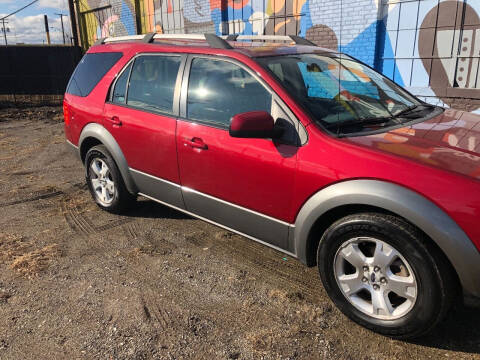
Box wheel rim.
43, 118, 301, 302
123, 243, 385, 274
89, 157, 115, 206
333, 237, 417, 320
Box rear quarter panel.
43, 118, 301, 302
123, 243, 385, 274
64, 45, 136, 146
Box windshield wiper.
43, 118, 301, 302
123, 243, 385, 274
324, 116, 392, 131
393, 104, 424, 117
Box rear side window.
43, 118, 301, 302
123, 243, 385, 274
112, 62, 132, 104
126, 55, 181, 114
66, 52, 122, 97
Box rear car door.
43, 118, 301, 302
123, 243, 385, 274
103, 53, 185, 208
176, 55, 301, 251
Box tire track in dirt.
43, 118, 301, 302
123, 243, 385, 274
171, 221, 320, 300
210, 231, 321, 301
60, 216, 202, 338
60, 191, 319, 324
141, 290, 174, 331
124, 222, 140, 239
62, 202, 96, 235
0, 190, 63, 208
128, 215, 320, 302
95, 218, 133, 233
0, 181, 85, 209
62, 200, 133, 236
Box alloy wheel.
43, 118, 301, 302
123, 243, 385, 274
89, 157, 115, 206
333, 237, 417, 320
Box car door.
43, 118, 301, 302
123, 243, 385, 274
103, 53, 186, 208
176, 55, 301, 251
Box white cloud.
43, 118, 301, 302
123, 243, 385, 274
37, 0, 67, 10
0, 1, 19, 13
2, 13, 72, 44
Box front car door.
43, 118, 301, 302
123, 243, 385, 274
103, 53, 186, 208
176, 55, 303, 252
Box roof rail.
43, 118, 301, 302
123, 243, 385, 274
223, 34, 315, 46
96, 33, 315, 48
289, 35, 316, 46
142, 32, 156, 43
98, 33, 232, 49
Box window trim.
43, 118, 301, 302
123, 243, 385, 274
110, 60, 133, 104
179, 54, 308, 146
107, 52, 187, 118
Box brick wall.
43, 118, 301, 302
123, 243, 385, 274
77, 0, 138, 47
75, 0, 480, 113
110, 0, 137, 36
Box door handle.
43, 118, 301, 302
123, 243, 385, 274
185, 137, 208, 150
107, 116, 122, 127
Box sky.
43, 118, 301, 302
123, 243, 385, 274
0, 0, 72, 45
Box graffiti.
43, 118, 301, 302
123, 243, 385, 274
79, 0, 137, 47
305, 24, 337, 50
194, 0, 204, 17
151, 0, 184, 33
384, 0, 480, 113
76, 0, 480, 113
100, 14, 119, 37
419, 1, 480, 109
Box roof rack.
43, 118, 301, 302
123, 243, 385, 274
224, 34, 316, 46
95, 33, 316, 49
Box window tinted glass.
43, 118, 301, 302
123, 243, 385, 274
112, 62, 132, 104
187, 58, 272, 127
66, 52, 122, 97
127, 55, 181, 114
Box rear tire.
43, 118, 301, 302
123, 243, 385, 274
85, 145, 135, 214
317, 213, 457, 339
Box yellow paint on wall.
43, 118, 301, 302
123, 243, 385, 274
77, 0, 100, 48
136, 0, 157, 33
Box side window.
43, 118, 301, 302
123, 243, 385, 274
126, 55, 181, 114
187, 58, 272, 128
112, 62, 132, 104
66, 52, 123, 97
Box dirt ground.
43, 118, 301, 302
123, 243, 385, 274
0, 106, 479, 360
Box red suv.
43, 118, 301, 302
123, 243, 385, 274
64, 33, 480, 338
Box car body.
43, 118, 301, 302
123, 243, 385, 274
64, 33, 480, 338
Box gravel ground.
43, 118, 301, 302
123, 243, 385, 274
0, 106, 479, 359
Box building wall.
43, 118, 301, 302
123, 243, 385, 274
76, 0, 138, 47
383, 0, 480, 113
76, 0, 480, 113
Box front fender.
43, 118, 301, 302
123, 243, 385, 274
78, 123, 138, 195
293, 179, 480, 299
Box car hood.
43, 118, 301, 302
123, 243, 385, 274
345, 108, 480, 180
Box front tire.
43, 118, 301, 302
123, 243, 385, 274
85, 145, 135, 214
317, 213, 456, 339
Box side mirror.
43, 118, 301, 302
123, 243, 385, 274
229, 111, 275, 139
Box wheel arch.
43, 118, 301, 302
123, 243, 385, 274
300, 203, 394, 267
293, 179, 480, 299
78, 123, 138, 195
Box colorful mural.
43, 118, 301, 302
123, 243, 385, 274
77, 0, 137, 47
383, 0, 480, 113
76, 0, 480, 113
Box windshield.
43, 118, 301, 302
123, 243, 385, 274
257, 54, 426, 135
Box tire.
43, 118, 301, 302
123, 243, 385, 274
317, 213, 457, 339
85, 145, 135, 214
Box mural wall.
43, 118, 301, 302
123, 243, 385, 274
77, 0, 137, 47
384, 0, 480, 113
76, 0, 480, 113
